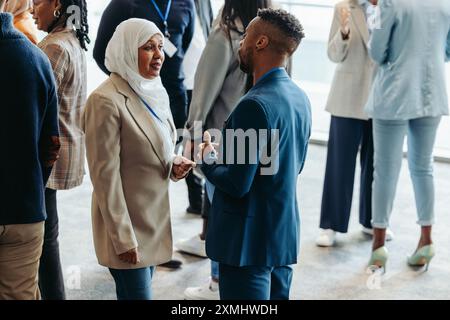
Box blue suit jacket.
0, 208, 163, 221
202, 69, 312, 267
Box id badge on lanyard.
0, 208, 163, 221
151, 0, 178, 58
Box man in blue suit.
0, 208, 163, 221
198, 8, 312, 300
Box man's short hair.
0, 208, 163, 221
257, 8, 305, 55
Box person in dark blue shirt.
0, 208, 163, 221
93, 0, 196, 130
0, 9, 60, 299
198, 9, 311, 300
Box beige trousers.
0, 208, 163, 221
0, 222, 44, 300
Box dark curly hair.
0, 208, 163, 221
50, 0, 90, 51
257, 8, 305, 54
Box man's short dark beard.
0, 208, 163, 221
239, 51, 252, 74
239, 61, 251, 74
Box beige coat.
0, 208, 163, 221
83, 73, 176, 269
325, 0, 375, 120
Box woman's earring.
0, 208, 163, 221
53, 9, 61, 18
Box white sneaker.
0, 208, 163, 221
362, 227, 395, 241
176, 235, 207, 258
316, 229, 336, 247
184, 278, 219, 300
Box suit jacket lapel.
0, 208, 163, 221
110, 73, 169, 171
350, 2, 369, 47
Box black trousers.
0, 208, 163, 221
186, 90, 205, 211
39, 188, 66, 300
319, 116, 374, 233
186, 172, 204, 211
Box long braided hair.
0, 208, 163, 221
50, 0, 90, 51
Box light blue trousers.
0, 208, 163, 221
372, 117, 441, 229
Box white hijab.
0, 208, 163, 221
105, 18, 175, 160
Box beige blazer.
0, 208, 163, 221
83, 73, 176, 269
326, 0, 375, 120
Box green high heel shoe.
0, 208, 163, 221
407, 244, 435, 271
368, 246, 388, 273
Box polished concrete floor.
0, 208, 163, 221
58, 144, 450, 300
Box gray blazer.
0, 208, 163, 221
326, 0, 375, 120
194, 0, 213, 39
185, 22, 248, 139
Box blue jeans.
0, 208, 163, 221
211, 260, 219, 281
372, 117, 441, 228
219, 264, 293, 300
109, 267, 155, 300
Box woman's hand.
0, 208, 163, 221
42, 136, 61, 167
118, 247, 140, 265
171, 156, 196, 180
196, 131, 219, 162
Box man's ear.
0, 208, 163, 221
255, 35, 270, 51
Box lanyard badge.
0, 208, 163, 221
151, 0, 172, 38
151, 0, 177, 57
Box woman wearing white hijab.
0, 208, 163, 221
4, 0, 38, 44
84, 18, 196, 300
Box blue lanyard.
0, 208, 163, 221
138, 96, 163, 123
257, 67, 284, 85
151, 0, 172, 37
